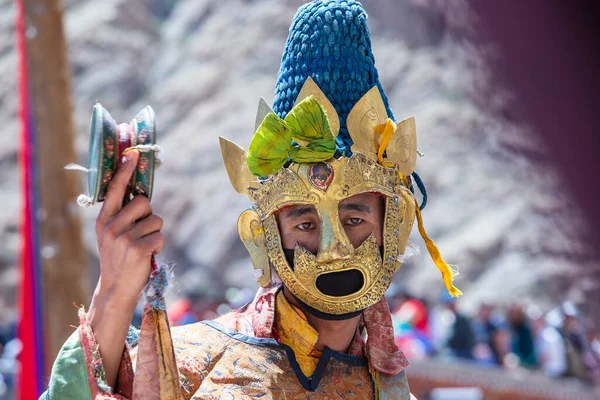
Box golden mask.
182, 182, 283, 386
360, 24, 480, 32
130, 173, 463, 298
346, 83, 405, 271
220, 78, 458, 316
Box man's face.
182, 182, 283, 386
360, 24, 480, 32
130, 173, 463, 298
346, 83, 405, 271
277, 192, 385, 256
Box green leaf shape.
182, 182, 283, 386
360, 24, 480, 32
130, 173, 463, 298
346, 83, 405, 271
284, 96, 336, 163
284, 96, 333, 142
289, 137, 337, 163
247, 113, 291, 177
246, 96, 337, 177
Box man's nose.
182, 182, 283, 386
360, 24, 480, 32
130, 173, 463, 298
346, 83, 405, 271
316, 209, 354, 263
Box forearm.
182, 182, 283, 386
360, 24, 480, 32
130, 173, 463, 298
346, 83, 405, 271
89, 281, 138, 389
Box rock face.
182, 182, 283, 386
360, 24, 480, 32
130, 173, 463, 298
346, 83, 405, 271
1, 0, 598, 324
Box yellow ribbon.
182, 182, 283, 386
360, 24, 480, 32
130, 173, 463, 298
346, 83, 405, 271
377, 119, 397, 164
369, 366, 381, 400
415, 203, 462, 297
377, 119, 462, 298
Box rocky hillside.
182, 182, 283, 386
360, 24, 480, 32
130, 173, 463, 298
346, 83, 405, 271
0, 0, 597, 324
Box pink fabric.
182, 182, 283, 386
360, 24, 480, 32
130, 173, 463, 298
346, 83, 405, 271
131, 307, 160, 398
363, 297, 409, 374
116, 345, 134, 398
132, 305, 180, 399
251, 288, 277, 338
78, 309, 129, 399
213, 285, 278, 338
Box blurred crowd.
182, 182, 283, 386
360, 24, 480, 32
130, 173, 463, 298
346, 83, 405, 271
0, 320, 17, 398
386, 285, 600, 386
165, 286, 256, 329
1, 284, 598, 398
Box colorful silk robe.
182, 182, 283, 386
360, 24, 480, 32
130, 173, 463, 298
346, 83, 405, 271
42, 285, 413, 399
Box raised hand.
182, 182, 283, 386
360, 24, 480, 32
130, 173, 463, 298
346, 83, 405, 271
95, 150, 164, 303
88, 150, 164, 388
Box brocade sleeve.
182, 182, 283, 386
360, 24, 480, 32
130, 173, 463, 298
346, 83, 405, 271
40, 309, 136, 399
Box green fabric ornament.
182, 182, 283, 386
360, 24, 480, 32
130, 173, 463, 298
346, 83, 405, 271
247, 96, 336, 177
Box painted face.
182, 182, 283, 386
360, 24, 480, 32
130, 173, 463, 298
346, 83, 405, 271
138, 129, 150, 144
102, 169, 113, 184
135, 181, 147, 195
138, 154, 149, 174
308, 162, 334, 190
105, 137, 115, 159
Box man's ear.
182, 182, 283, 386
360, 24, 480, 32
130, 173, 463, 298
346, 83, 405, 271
238, 209, 271, 288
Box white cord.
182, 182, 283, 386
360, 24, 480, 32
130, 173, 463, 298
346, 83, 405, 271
125, 144, 162, 153
76, 194, 94, 208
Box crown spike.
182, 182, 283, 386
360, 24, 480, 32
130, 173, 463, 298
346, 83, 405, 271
255, 97, 274, 132
219, 137, 256, 195
386, 117, 417, 176
347, 85, 388, 160
294, 77, 340, 137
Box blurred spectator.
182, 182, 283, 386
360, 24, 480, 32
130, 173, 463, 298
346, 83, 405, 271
429, 300, 455, 354
585, 322, 600, 384
587, 323, 600, 363
386, 283, 405, 314
472, 303, 507, 366
507, 304, 537, 368
388, 287, 434, 360
0, 320, 16, 349
0, 336, 20, 398
560, 303, 589, 381
559, 302, 600, 384
168, 297, 195, 326
0, 319, 17, 397
388, 291, 600, 387
530, 307, 567, 378
168, 287, 223, 326
444, 298, 476, 361
390, 288, 431, 338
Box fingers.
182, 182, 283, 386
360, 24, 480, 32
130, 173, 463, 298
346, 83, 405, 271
109, 195, 153, 231
127, 214, 163, 240
99, 195, 153, 240
98, 150, 139, 224
135, 231, 165, 255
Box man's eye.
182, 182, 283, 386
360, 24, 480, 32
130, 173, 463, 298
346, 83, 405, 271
345, 217, 363, 226
296, 222, 316, 231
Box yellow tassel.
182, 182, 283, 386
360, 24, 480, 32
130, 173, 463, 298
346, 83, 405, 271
375, 118, 460, 297
415, 202, 462, 298
377, 120, 406, 184
377, 119, 397, 164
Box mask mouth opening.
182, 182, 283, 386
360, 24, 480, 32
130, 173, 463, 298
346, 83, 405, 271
315, 268, 365, 297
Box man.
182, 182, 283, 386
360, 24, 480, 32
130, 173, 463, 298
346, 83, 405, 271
532, 310, 566, 377
445, 298, 475, 361
473, 303, 506, 366
507, 304, 537, 369
43, 1, 459, 398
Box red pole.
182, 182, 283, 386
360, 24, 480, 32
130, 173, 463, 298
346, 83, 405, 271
15, 0, 45, 396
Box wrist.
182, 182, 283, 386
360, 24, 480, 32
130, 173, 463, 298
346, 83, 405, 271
94, 279, 142, 308
90, 282, 139, 325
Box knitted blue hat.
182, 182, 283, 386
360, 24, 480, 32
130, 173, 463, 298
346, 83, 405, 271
273, 0, 395, 157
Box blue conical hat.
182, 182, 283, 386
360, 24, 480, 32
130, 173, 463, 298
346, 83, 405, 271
273, 0, 394, 156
